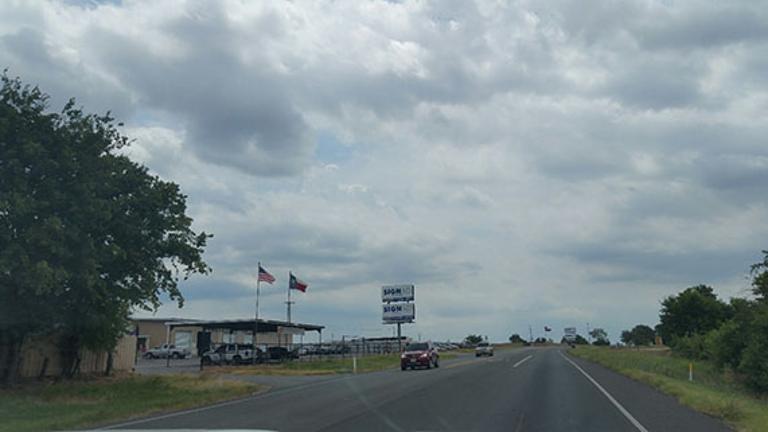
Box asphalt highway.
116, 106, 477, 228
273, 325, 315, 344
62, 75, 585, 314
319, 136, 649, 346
104, 346, 731, 432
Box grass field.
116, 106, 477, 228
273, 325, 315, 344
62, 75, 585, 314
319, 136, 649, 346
0, 374, 264, 432
571, 346, 768, 432
223, 352, 458, 376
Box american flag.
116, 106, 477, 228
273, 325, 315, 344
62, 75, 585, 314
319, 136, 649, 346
258, 265, 276, 284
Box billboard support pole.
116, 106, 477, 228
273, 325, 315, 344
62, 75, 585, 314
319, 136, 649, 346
397, 323, 402, 352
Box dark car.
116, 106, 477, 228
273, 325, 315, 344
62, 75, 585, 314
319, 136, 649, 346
265, 346, 299, 361
401, 342, 439, 370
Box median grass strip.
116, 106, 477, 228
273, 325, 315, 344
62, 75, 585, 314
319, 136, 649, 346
571, 346, 768, 432
223, 352, 459, 376
0, 374, 265, 432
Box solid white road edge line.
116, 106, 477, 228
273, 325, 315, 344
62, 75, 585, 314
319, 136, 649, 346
512, 355, 533, 368
559, 352, 649, 432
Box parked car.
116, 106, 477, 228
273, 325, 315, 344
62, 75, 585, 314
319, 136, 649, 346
475, 341, 494, 357
401, 342, 439, 370
297, 345, 320, 356
265, 346, 299, 361
143, 344, 190, 359
201, 343, 257, 365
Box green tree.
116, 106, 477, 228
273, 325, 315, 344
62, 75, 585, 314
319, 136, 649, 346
463, 334, 483, 345
704, 298, 752, 369
589, 328, 609, 345
629, 325, 655, 346
620, 330, 632, 345
739, 305, 768, 392
508, 334, 525, 344
574, 334, 588, 345
0, 74, 211, 382
657, 285, 731, 345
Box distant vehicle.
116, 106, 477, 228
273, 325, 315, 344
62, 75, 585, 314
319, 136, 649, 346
401, 342, 439, 370
314, 344, 349, 355
265, 346, 299, 361
297, 345, 316, 356
475, 341, 494, 357
435, 342, 455, 351
201, 343, 257, 365
143, 344, 190, 359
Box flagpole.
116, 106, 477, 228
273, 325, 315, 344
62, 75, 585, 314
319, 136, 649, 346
253, 262, 261, 365
287, 272, 292, 324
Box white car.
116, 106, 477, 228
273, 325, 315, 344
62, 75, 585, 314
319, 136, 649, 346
475, 341, 494, 357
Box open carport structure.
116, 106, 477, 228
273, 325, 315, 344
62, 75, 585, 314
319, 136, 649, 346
165, 318, 324, 355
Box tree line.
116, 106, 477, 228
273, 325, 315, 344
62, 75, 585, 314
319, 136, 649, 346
0, 74, 211, 385
655, 256, 768, 393
609, 254, 768, 394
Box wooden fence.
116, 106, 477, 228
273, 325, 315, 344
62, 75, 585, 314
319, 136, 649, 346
18, 334, 136, 378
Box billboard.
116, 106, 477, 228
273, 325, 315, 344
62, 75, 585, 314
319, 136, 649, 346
382, 284, 415, 302
564, 327, 577, 341
383, 302, 415, 323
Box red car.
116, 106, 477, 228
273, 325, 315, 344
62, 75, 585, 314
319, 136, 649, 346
400, 342, 439, 370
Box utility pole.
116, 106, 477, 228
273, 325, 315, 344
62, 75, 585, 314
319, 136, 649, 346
528, 325, 533, 343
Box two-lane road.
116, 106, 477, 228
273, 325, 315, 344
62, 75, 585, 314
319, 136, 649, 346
105, 347, 731, 431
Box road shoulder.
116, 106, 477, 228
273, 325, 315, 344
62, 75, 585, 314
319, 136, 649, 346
565, 350, 732, 432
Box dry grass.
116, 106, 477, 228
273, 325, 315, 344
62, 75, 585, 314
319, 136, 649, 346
0, 374, 265, 432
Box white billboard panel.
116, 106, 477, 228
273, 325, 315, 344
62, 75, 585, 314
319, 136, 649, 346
383, 302, 415, 323
564, 327, 577, 341
382, 284, 415, 302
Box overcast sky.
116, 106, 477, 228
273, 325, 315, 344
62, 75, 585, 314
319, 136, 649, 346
3, 0, 768, 343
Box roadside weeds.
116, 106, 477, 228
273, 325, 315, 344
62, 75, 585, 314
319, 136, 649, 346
0, 374, 265, 432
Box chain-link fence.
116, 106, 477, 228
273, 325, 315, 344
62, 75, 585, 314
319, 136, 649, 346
199, 338, 418, 366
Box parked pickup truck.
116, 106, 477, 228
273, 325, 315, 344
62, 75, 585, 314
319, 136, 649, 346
143, 344, 191, 359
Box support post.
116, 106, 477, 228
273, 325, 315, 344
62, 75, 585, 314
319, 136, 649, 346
165, 324, 171, 368
397, 323, 402, 352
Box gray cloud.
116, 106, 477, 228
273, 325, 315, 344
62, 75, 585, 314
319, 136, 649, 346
636, 6, 768, 50
555, 242, 756, 286
601, 57, 703, 109
1, 26, 134, 118
76, 3, 313, 176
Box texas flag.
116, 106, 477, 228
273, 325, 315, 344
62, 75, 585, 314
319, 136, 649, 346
289, 272, 308, 292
